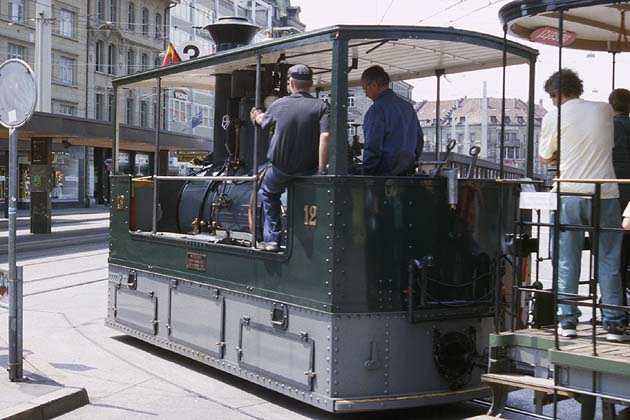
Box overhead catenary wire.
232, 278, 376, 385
416, 0, 474, 24
446, 0, 510, 25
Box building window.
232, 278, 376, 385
153, 102, 157, 128
109, 0, 117, 23
57, 9, 75, 37
141, 53, 148, 71
52, 152, 79, 201
348, 96, 355, 107
108, 94, 114, 122
58, 56, 75, 84
9, 0, 25, 23
95, 0, 105, 20
126, 49, 135, 74
7, 43, 25, 60
127, 2, 135, 30
142, 8, 149, 35
57, 103, 76, 116
470, 133, 476, 144
347, 124, 356, 136
194, 105, 211, 127
504, 116, 511, 124
517, 116, 525, 124
155, 13, 162, 39
108, 44, 116, 75
140, 100, 148, 127
95, 41, 104, 72
490, 115, 498, 124
459, 116, 466, 124
95, 94, 104, 120
126, 97, 134, 125
505, 146, 520, 160
170, 99, 191, 123
154, 56, 160, 68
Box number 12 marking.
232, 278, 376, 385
303, 205, 317, 226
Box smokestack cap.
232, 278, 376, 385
205, 16, 259, 52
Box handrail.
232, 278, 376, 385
151, 175, 256, 182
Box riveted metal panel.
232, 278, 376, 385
168, 281, 225, 358
237, 317, 315, 391
329, 313, 494, 398
114, 287, 158, 335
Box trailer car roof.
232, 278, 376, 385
500, 0, 630, 51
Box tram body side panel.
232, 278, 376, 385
109, 175, 517, 315
106, 265, 493, 411
109, 175, 335, 310
330, 178, 517, 315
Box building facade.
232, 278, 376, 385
417, 97, 547, 175
320, 81, 415, 146
166, 0, 305, 165
0, 0, 304, 209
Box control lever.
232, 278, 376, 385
429, 140, 457, 177
467, 146, 481, 179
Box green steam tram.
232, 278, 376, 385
105, 19, 539, 412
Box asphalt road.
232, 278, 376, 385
0, 240, 592, 420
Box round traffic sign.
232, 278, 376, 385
0, 59, 37, 128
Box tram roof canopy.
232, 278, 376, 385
114, 25, 538, 90
500, 0, 630, 52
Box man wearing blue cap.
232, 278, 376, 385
250, 64, 330, 252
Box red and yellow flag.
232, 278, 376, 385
162, 42, 182, 66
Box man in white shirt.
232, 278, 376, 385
540, 69, 628, 342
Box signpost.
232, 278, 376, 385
0, 59, 38, 381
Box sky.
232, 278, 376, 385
290, 0, 629, 108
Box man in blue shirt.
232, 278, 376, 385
360, 65, 423, 175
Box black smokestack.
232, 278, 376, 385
205, 16, 259, 52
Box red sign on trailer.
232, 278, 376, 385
529, 26, 577, 47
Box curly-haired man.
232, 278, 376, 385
540, 68, 628, 341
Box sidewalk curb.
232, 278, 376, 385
0, 387, 89, 420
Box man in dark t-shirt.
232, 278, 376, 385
250, 64, 330, 251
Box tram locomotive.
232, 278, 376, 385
106, 19, 538, 412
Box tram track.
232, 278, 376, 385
471, 398, 555, 420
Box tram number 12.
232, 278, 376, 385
303, 205, 317, 226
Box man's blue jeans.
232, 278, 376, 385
556, 197, 625, 329
261, 164, 291, 243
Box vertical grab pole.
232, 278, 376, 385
152, 77, 162, 234
612, 52, 617, 91
591, 184, 601, 357
552, 11, 564, 420
113, 87, 120, 175
8, 127, 22, 381
434, 70, 444, 161
251, 55, 261, 248
499, 25, 508, 179
553, 10, 564, 352
526, 59, 536, 178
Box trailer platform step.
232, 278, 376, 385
482, 373, 574, 397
